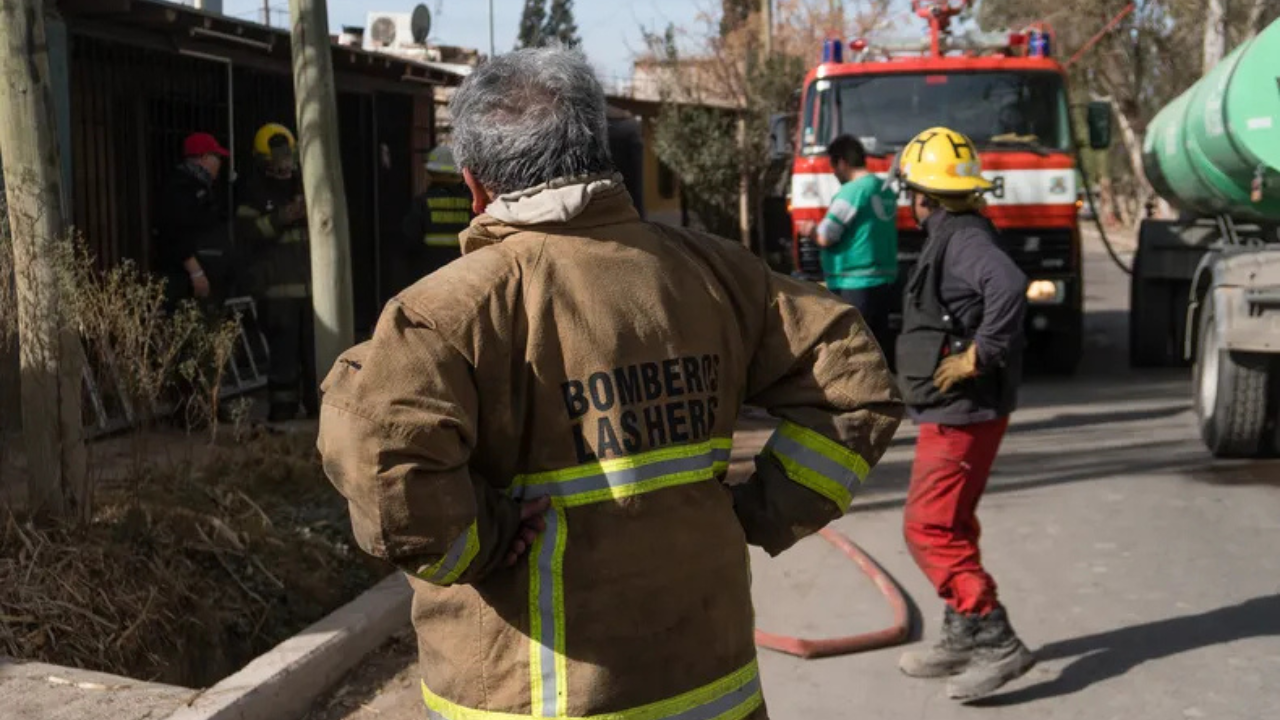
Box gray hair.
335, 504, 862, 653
449, 47, 613, 195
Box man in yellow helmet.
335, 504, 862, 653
235, 122, 316, 423
892, 127, 1033, 701
396, 145, 475, 293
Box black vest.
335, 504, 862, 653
895, 212, 1019, 417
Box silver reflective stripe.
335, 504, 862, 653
519, 446, 732, 500
829, 197, 857, 223
818, 217, 845, 243
767, 433, 859, 493
419, 524, 476, 584
537, 507, 561, 714
673, 673, 762, 720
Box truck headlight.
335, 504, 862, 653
1027, 280, 1065, 304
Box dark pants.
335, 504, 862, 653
904, 417, 1010, 615
262, 296, 318, 420
837, 284, 897, 369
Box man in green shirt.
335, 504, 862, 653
799, 135, 899, 360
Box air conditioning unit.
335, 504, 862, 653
363, 12, 416, 51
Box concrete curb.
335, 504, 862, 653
164, 572, 412, 720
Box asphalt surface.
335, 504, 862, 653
308, 228, 1280, 720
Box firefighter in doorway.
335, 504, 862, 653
236, 122, 317, 423
398, 145, 474, 292
893, 126, 1034, 701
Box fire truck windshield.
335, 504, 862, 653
802, 71, 1071, 156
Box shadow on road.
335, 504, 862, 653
1006, 404, 1191, 436
886, 403, 1191, 449
971, 594, 1280, 706
855, 439, 1203, 513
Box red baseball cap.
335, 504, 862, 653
183, 132, 230, 158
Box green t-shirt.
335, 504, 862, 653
818, 174, 899, 290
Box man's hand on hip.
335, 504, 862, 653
504, 496, 552, 566
933, 342, 979, 394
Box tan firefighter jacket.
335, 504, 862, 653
318, 174, 903, 720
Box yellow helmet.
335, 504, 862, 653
425, 145, 459, 177
898, 127, 992, 195
253, 123, 296, 159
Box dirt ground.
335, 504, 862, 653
305, 631, 421, 720
1, 419, 388, 688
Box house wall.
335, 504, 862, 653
63, 30, 431, 335
640, 116, 683, 227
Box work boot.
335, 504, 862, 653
946, 606, 1035, 701
899, 606, 977, 678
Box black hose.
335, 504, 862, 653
1075, 149, 1134, 276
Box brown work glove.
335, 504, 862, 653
933, 342, 979, 394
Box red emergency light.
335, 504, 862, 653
849, 38, 868, 52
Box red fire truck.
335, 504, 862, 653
782, 0, 1108, 374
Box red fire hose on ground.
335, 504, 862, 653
754, 527, 913, 659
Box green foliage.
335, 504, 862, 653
518, 0, 581, 49
516, 0, 547, 49
544, 0, 581, 48
644, 23, 807, 239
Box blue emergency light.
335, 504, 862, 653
822, 38, 844, 64
1028, 30, 1051, 57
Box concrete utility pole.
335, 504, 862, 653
0, 0, 87, 520
1202, 0, 1227, 72
289, 0, 355, 379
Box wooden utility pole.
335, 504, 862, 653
263, 0, 272, 27
289, 0, 354, 379
0, 0, 87, 520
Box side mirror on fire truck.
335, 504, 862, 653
769, 113, 795, 162
1086, 101, 1113, 150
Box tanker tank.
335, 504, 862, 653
1141, 18, 1280, 223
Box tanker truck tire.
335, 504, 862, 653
1194, 293, 1271, 458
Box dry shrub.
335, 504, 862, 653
54, 240, 241, 439
0, 429, 388, 686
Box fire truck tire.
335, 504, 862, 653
1194, 293, 1272, 458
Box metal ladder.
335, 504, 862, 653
82, 296, 272, 438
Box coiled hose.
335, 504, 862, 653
754, 527, 912, 659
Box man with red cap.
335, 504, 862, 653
155, 131, 232, 310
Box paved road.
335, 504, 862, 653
309, 230, 1280, 720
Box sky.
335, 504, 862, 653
215, 0, 706, 84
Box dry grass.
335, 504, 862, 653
0, 427, 390, 687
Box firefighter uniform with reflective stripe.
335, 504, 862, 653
399, 181, 475, 291
235, 168, 317, 419
318, 174, 904, 719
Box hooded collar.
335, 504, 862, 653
460, 173, 640, 254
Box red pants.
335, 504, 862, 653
904, 417, 1009, 615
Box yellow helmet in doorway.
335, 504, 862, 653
252, 123, 297, 160
425, 145, 459, 178
898, 126, 993, 195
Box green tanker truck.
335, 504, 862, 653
1129, 17, 1280, 457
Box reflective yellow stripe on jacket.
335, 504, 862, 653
763, 420, 869, 511
511, 438, 733, 508
422, 658, 763, 720
414, 521, 480, 585
471, 438, 736, 719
